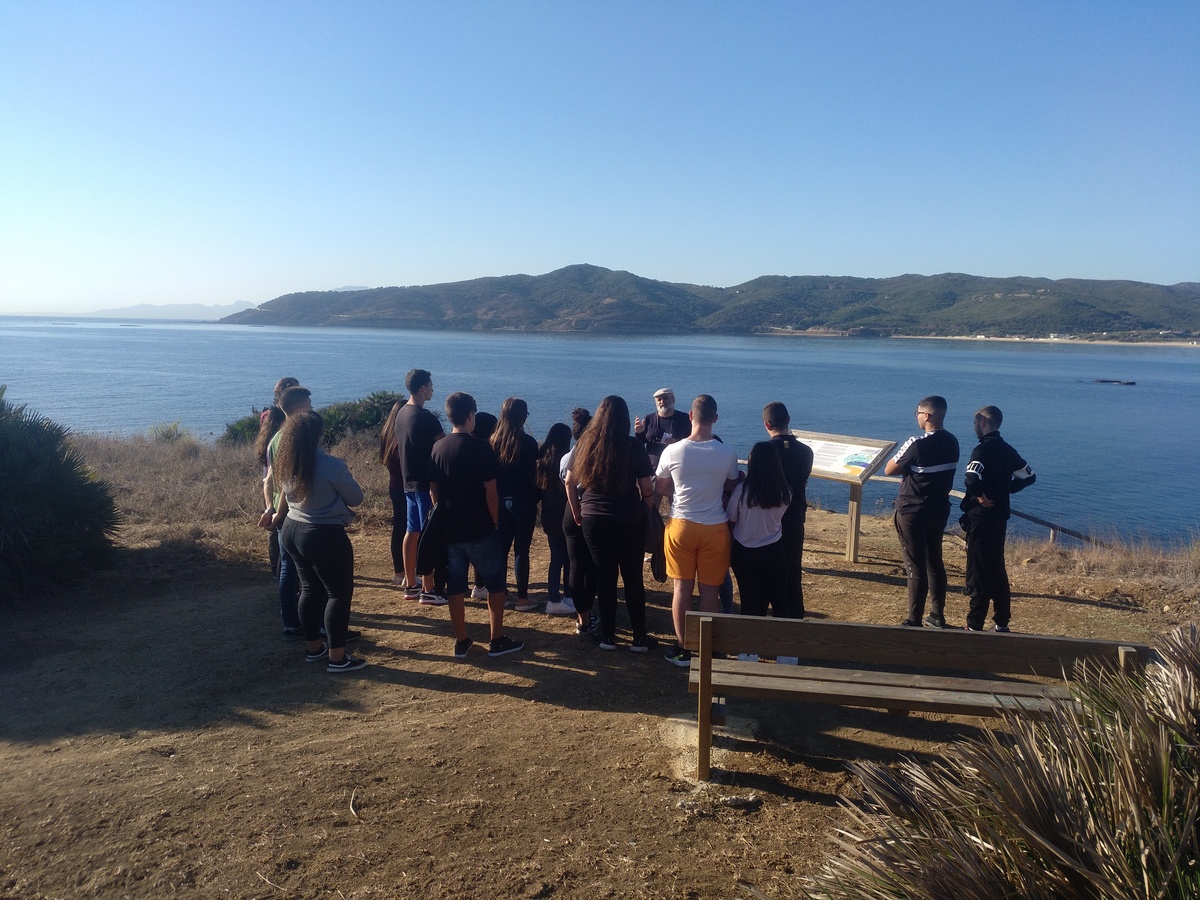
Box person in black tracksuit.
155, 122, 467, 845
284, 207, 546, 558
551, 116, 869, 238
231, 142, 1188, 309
960, 405, 1036, 632
885, 395, 959, 628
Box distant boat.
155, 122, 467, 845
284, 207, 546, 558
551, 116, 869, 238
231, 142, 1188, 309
1093, 379, 1136, 385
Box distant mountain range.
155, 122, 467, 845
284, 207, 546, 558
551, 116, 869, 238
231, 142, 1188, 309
219, 265, 1200, 339
89, 300, 256, 320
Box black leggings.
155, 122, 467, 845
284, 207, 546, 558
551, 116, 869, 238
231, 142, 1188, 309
563, 507, 596, 614
280, 519, 354, 649
730, 538, 788, 617
582, 511, 647, 642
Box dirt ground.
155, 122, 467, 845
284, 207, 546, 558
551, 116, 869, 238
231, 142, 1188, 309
1, 510, 1192, 900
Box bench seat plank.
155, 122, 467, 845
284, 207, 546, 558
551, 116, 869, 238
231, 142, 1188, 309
690, 670, 1065, 717
689, 659, 1074, 703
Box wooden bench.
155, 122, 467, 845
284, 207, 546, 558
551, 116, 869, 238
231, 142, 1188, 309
683, 611, 1153, 781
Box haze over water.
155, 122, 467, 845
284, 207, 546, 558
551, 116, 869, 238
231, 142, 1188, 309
3, 316, 1197, 546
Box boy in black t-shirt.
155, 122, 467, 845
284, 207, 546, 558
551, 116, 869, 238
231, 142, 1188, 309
428, 392, 524, 659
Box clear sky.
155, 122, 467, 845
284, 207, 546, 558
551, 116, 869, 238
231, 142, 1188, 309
1, 1, 1196, 314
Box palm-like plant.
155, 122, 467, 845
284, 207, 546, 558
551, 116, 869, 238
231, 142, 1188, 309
0, 386, 122, 599
804, 625, 1200, 899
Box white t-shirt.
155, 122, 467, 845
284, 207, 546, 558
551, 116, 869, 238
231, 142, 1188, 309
726, 483, 788, 548
656, 438, 739, 526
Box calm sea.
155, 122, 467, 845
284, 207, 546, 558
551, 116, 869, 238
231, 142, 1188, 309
2, 316, 1197, 546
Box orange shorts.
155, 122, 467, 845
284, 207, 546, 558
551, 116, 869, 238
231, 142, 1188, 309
664, 518, 731, 586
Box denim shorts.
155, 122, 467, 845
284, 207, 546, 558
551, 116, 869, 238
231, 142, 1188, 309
404, 490, 432, 532
446, 532, 506, 597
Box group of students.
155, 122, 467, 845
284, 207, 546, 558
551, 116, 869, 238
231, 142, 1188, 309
255, 372, 1036, 675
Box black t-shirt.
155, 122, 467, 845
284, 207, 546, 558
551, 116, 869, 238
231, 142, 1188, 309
770, 434, 814, 524
579, 437, 654, 519
892, 429, 959, 521
495, 432, 539, 501
428, 433, 499, 543
394, 404, 444, 492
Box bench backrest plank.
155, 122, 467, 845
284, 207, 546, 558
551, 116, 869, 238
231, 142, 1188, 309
683, 612, 1152, 678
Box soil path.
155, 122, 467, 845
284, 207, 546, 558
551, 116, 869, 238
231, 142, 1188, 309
0, 511, 1184, 899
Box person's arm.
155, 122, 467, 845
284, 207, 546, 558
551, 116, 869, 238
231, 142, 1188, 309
485, 478, 499, 527
1010, 457, 1036, 493
654, 472, 674, 500
963, 454, 994, 507
885, 435, 917, 477
638, 476, 654, 509
258, 468, 275, 528
566, 475, 583, 526
332, 460, 364, 507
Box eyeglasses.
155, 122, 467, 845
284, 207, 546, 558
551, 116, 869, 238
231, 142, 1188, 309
915, 410, 928, 418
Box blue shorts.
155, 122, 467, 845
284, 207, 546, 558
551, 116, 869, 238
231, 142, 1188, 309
446, 533, 506, 597
404, 490, 432, 532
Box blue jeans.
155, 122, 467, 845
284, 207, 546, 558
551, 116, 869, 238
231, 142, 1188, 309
277, 528, 301, 630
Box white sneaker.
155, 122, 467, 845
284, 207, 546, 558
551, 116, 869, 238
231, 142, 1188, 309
419, 592, 449, 606
469, 586, 488, 600
545, 598, 577, 616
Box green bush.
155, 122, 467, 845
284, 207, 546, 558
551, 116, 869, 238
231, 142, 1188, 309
0, 386, 122, 600
220, 391, 405, 446
220, 410, 262, 446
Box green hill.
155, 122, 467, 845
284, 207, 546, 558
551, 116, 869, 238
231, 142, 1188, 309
220, 265, 1200, 339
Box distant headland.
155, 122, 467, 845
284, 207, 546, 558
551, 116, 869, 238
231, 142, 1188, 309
219, 264, 1200, 341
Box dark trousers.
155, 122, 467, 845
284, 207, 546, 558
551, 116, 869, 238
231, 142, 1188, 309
894, 514, 949, 623
582, 512, 647, 642
541, 499, 570, 602
731, 538, 788, 617
388, 486, 405, 574
496, 496, 536, 599
779, 518, 806, 618
563, 507, 596, 614
963, 515, 1011, 629
280, 519, 354, 650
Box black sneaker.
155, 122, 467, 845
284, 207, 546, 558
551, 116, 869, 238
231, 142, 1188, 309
993, 624, 1012, 633
305, 643, 328, 663
900, 619, 923, 627
630, 635, 658, 654
598, 635, 619, 651
454, 637, 474, 659
327, 654, 368, 673
924, 614, 947, 628
282, 627, 305, 642
487, 635, 524, 658
576, 619, 599, 637
664, 645, 692, 668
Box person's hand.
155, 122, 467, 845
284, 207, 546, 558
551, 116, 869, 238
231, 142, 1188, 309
977, 493, 995, 508
634, 416, 645, 434
257, 510, 274, 529
662, 433, 674, 445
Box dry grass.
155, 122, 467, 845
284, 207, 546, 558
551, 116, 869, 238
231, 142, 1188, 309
1010, 534, 1200, 582
71, 431, 398, 562
802, 625, 1200, 899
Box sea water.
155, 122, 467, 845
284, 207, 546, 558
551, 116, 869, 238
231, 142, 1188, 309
2, 316, 1197, 545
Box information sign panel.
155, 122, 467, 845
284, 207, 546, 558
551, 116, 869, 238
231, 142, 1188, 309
791, 430, 896, 561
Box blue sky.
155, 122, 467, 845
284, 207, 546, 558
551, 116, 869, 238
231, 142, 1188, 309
1, 1, 1196, 314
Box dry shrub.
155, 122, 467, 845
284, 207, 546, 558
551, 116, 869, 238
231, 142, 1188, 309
803, 625, 1200, 899
72, 433, 394, 561
1010, 535, 1200, 592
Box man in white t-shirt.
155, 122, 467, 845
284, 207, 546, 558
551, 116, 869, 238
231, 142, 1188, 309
654, 394, 740, 666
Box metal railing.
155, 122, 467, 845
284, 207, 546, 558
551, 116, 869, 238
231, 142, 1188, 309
870, 475, 1102, 546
